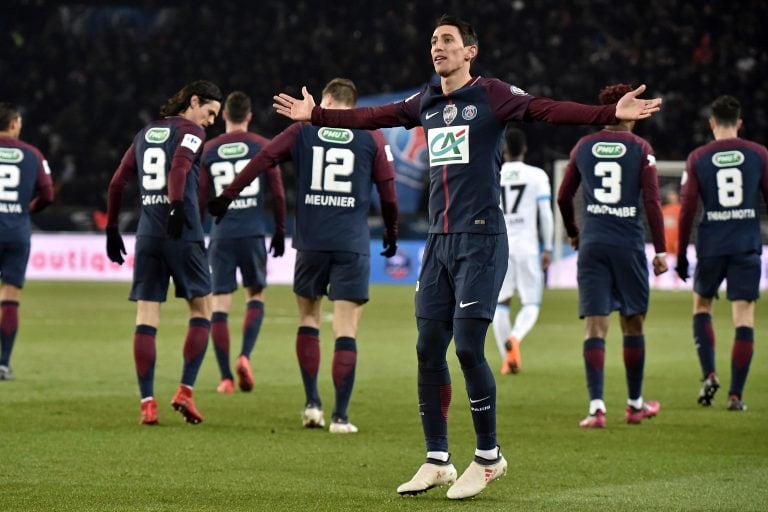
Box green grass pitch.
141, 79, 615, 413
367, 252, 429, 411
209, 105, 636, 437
1, 282, 766, 511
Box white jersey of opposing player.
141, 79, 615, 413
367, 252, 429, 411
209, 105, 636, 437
499, 161, 554, 255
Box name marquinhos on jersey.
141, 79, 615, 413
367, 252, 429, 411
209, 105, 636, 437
427, 125, 469, 166
229, 197, 259, 209
142, 194, 170, 205
707, 208, 755, 221
586, 203, 637, 218
304, 194, 356, 208
0, 202, 22, 213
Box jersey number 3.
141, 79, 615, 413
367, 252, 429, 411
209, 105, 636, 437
593, 162, 622, 204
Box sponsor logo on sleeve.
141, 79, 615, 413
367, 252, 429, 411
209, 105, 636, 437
217, 142, 249, 159
712, 150, 745, 167
144, 127, 171, 144
510, 86, 527, 96
181, 133, 202, 153
647, 154, 657, 166
427, 126, 469, 166
43, 160, 51, 175
591, 142, 627, 158
318, 127, 354, 144
0, 148, 23, 163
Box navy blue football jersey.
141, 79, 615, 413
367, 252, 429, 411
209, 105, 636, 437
0, 136, 54, 242
396, 78, 532, 234
564, 129, 658, 251
681, 138, 768, 257
290, 124, 393, 253
201, 130, 281, 239
132, 117, 206, 240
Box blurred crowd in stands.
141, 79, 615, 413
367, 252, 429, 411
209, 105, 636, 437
2, 0, 766, 231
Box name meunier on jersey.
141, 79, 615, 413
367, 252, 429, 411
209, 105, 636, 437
142, 194, 170, 206
303, 194, 355, 208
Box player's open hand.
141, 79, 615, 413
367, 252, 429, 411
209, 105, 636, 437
616, 84, 662, 121
273, 86, 315, 121
207, 195, 233, 223
106, 226, 126, 265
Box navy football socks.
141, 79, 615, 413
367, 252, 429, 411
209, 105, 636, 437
623, 335, 645, 400
296, 326, 321, 407
583, 337, 606, 401
730, 326, 754, 398
693, 312, 716, 377
241, 300, 264, 359
133, 324, 157, 399
211, 311, 233, 380
181, 318, 210, 387
331, 336, 357, 421
0, 301, 19, 367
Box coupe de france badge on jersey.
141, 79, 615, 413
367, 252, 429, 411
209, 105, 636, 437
443, 104, 458, 125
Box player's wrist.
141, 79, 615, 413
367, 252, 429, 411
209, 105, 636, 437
655, 252, 666, 258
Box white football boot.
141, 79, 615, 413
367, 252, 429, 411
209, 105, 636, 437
302, 404, 325, 428
446, 454, 507, 499
397, 461, 458, 495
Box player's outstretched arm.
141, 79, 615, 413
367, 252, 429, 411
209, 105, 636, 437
273, 86, 314, 121
616, 84, 662, 120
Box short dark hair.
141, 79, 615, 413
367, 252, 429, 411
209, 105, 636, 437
598, 84, 633, 105
225, 91, 252, 123
322, 78, 357, 107
711, 95, 741, 126
160, 80, 222, 117
435, 14, 478, 47
505, 126, 526, 158
0, 102, 20, 131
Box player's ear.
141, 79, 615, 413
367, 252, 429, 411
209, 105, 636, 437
736, 118, 743, 131
189, 94, 200, 109
465, 45, 478, 62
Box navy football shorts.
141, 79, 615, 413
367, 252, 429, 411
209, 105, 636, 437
208, 236, 267, 295
415, 233, 508, 321
0, 241, 31, 288
293, 250, 369, 302
130, 236, 211, 302
577, 243, 648, 318
694, 251, 761, 301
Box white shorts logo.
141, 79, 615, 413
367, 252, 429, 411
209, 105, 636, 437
427, 125, 469, 166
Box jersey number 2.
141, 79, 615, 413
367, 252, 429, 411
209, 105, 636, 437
211, 159, 260, 197
0, 165, 20, 201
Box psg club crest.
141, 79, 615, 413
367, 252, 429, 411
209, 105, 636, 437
443, 104, 458, 125
461, 105, 477, 121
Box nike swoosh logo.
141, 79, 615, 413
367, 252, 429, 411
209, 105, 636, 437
469, 396, 490, 404
459, 300, 479, 308
425, 111, 439, 119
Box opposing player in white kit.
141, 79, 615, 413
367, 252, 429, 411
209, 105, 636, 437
492, 127, 553, 374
